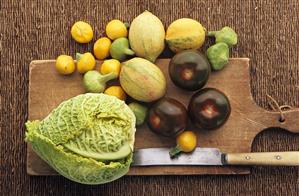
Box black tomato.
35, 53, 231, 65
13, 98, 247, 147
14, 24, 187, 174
148, 98, 187, 137
169, 50, 211, 91
188, 88, 231, 130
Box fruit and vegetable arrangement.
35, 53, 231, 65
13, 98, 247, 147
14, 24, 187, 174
25, 10, 238, 185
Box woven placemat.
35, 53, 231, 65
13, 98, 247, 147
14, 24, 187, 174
1, 0, 298, 195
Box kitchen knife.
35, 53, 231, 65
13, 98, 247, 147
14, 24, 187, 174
132, 148, 299, 166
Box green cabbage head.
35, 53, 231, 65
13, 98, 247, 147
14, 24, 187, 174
25, 93, 136, 184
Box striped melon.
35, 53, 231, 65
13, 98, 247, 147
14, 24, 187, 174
119, 57, 166, 102
129, 11, 165, 62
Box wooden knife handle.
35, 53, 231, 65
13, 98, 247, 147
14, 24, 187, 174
224, 152, 299, 166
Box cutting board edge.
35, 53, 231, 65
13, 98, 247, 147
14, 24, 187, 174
26, 171, 251, 176
29, 58, 250, 64
126, 170, 251, 175
26, 160, 251, 176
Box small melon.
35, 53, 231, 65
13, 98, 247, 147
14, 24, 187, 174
120, 57, 166, 102
129, 11, 165, 62
166, 18, 206, 53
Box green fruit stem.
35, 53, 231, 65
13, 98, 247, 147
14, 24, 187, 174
76, 52, 83, 61
169, 145, 182, 158
98, 72, 117, 83
124, 48, 135, 56
147, 56, 156, 63
124, 22, 130, 28
207, 31, 218, 37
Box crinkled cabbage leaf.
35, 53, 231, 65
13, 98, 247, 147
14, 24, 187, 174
25, 93, 136, 184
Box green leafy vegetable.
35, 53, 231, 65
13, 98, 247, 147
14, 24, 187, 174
206, 42, 229, 71
208, 26, 238, 47
25, 93, 136, 184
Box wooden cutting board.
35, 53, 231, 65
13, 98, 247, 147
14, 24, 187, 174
27, 58, 299, 176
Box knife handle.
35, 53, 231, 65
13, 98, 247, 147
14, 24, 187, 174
224, 151, 299, 166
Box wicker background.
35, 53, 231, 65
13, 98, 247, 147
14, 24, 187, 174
1, 0, 298, 195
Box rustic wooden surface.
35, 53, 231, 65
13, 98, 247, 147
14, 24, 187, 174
27, 59, 299, 176
1, 0, 299, 195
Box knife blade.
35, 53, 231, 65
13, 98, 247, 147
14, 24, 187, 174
132, 147, 223, 166
132, 148, 299, 166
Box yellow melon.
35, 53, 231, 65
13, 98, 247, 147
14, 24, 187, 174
166, 18, 206, 53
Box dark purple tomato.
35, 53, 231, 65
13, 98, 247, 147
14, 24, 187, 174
169, 50, 211, 91
188, 88, 231, 130
148, 98, 187, 137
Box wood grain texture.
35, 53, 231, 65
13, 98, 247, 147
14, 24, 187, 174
1, 0, 299, 195
225, 151, 299, 166
26, 58, 299, 176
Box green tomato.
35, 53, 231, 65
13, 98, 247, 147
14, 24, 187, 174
207, 42, 229, 71
128, 102, 148, 126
